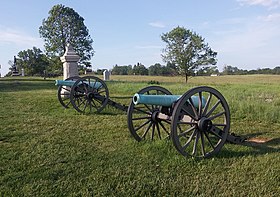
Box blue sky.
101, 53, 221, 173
1, 0, 280, 76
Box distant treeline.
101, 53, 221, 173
96, 64, 280, 76
8, 58, 280, 77
109, 63, 178, 76
221, 65, 280, 75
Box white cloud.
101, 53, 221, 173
212, 13, 280, 69
259, 12, 280, 21
149, 21, 166, 28
0, 27, 43, 48
237, 0, 280, 9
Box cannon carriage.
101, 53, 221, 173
55, 76, 243, 158
56, 75, 126, 113
127, 86, 230, 158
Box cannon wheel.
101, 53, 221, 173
127, 86, 172, 141
171, 86, 230, 158
57, 76, 81, 108
70, 76, 109, 113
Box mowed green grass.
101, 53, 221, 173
0, 75, 279, 196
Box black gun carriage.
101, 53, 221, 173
55, 76, 244, 158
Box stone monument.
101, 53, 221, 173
11, 56, 20, 76
60, 44, 80, 80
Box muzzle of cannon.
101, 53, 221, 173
127, 86, 230, 158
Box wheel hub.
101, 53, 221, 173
86, 92, 94, 99
151, 110, 160, 122
198, 117, 212, 132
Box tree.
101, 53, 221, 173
161, 26, 217, 82
111, 65, 133, 75
132, 63, 148, 75
17, 47, 49, 76
39, 4, 94, 66
148, 63, 164, 76
148, 63, 177, 76
222, 65, 240, 75
273, 67, 280, 74
196, 66, 219, 76
47, 57, 63, 77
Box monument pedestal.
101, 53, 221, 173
60, 44, 80, 80
12, 71, 20, 76
60, 44, 80, 98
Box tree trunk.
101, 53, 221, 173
185, 72, 188, 83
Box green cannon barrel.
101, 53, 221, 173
133, 94, 206, 108
55, 80, 102, 89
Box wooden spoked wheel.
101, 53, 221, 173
57, 76, 81, 108
127, 86, 172, 141
171, 86, 230, 158
70, 76, 109, 113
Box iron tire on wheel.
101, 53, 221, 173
127, 86, 172, 141
70, 76, 109, 114
171, 86, 230, 158
57, 76, 81, 108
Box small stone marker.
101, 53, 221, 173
21, 68, 25, 76
103, 69, 110, 81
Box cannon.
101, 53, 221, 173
56, 76, 244, 158
127, 86, 231, 158
55, 75, 128, 113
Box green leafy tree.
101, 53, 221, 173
17, 47, 49, 76
273, 67, 280, 74
111, 65, 133, 75
161, 26, 217, 82
148, 63, 164, 76
196, 66, 219, 76
148, 63, 178, 76
132, 63, 148, 75
39, 4, 94, 66
166, 62, 179, 76
47, 57, 63, 77
222, 65, 240, 75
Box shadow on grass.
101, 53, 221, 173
0, 78, 56, 92
64, 103, 129, 115
219, 133, 280, 158
0, 77, 55, 82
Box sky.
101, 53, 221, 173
0, 0, 280, 76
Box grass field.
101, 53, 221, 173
0, 75, 279, 196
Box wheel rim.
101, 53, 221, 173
70, 76, 109, 113
171, 86, 230, 158
127, 86, 172, 141
57, 76, 80, 108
